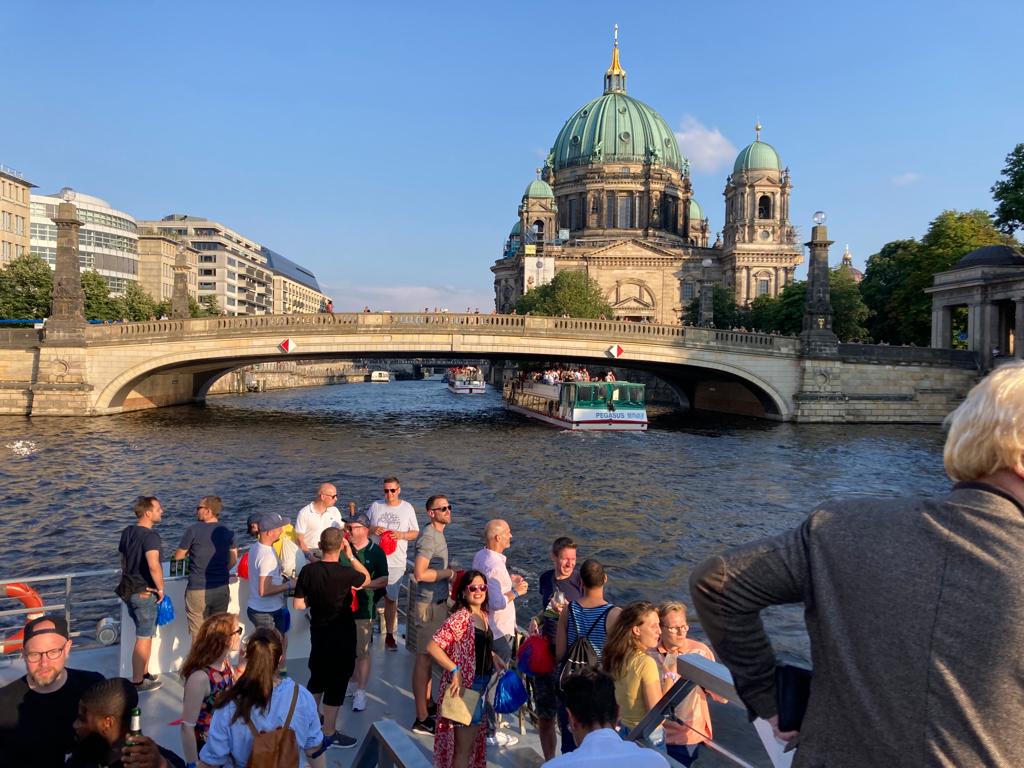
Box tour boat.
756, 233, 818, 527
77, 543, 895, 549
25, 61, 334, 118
504, 378, 648, 431
369, 370, 391, 383
421, 366, 445, 381
447, 367, 486, 394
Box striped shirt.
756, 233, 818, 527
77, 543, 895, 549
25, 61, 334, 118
565, 602, 614, 661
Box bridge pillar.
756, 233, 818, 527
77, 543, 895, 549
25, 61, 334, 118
44, 193, 87, 342
800, 220, 838, 357
171, 242, 191, 320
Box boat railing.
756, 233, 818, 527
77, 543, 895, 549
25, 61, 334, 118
351, 719, 433, 768
625, 652, 794, 768
0, 569, 122, 654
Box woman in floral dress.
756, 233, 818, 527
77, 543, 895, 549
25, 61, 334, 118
179, 612, 241, 765
427, 570, 504, 768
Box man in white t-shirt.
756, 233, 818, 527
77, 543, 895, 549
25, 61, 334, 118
367, 475, 419, 651
247, 512, 293, 660
295, 483, 343, 562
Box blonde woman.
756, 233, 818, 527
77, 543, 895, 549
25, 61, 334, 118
601, 601, 669, 734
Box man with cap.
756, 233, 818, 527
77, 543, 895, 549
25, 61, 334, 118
246, 512, 293, 660
293, 527, 369, 751
367, 476, 420, 651
0, 614, 104, 768
338, 511, 389, 712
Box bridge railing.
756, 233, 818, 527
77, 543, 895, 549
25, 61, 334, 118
78, 312, 799, 354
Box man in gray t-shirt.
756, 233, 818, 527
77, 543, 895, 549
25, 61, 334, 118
409, 496, 456, 734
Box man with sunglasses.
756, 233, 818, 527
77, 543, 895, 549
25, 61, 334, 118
0, 615, 104, 768
173, 496, 237, 638
409, 495, 455, 735
367, 476, 419, 651
295, 483, 343, 562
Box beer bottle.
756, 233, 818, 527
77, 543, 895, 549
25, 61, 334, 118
127, 706, 143, 745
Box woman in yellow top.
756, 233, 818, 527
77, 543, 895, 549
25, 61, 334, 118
601, 600, 669, 734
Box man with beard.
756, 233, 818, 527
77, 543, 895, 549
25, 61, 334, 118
67, 677, 184, 767
0, 615, 103, 767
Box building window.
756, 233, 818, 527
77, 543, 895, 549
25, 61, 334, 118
757, 279, 770, 297
758, 195, 773, 219
682, 282, 695, 300
617, 195, 632, 228
569, 198, 580, 230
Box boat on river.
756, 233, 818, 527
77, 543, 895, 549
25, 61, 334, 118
447, 366, 486, 394
504, 378, 648, 430
369, 370, 391, 382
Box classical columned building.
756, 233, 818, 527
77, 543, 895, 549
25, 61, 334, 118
492, 32, 802, 322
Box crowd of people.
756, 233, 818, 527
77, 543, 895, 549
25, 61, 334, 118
526, 368, 616, 384
2, 361, 1024, 767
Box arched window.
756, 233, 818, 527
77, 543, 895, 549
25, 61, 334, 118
758, 195, 773, 219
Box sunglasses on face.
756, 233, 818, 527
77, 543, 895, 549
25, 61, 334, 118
383, 488, 399, 494
431, 505, 452, 512
233, 626, 244, 636
466, 585, 487, 593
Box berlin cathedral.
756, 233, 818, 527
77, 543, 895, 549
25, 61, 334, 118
492, 32, 803, 323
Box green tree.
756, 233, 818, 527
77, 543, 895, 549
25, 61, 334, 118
81, 270, 120, 321
744, 273, 868, 342
188, 296, 205, 318
860, 210, 1014, 345
682, 285, 748, 329
152, 300, 171, 319
200, 295, 221, 316
515, 270, 612, 318
991, 143, 1024, 235
117, 281, 157, 322
829, 268, 870, 342
0, 253, 52, 319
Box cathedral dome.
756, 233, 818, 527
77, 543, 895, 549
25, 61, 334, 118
509, 221, 522, 236
689, 199, 705, 222
734, 125, 782, 173
524, 179, 554, 199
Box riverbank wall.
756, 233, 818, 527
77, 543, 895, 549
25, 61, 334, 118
207, 361, 366, 395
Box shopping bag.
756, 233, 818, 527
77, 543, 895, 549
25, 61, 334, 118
155, 595, 175, 626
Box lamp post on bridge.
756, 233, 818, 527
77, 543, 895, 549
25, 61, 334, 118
44, 187, 87, 341
698, 257, 714, 327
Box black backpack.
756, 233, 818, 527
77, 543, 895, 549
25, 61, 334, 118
559, 603, 613, 689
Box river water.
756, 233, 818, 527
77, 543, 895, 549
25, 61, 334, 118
0, 380, 952, 660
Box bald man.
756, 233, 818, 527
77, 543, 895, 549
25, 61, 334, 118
295, 483, 343, 561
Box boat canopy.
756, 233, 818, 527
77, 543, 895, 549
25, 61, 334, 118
569, 381, 645, 408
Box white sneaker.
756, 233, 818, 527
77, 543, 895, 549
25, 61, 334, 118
345, 682, 356, 699
487, 732, 519, 748
352, 689, 368, 712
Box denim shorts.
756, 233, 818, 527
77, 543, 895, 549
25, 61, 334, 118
247, 606, 289, 634
127, 592, 158, 638
468, 673, 491, 726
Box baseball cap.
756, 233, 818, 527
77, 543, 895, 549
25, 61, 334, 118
252, 512, 286, 533
345, 512, 370, 528
24, 614, 70, 644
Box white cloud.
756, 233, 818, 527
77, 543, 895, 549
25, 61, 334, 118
319, 282, 493, 314
891, 171, 921, 187
675, 116, 738, 174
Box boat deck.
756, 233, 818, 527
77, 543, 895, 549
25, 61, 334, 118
0, 624, 774, 768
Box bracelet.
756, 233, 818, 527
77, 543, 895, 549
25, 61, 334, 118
450, 665, 460, 674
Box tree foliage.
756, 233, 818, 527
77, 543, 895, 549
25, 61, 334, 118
745, 271, 869, 342
860, 210, 1014, 345
991, 143, 1024, 235
118, 281, 156, 322
200, 295, 222, 316
0, 253, 52, 319
682, 285, 748, 329
515, 270, 613, 318
81, 270, 121, 321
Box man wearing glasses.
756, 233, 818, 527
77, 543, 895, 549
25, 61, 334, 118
367, 476, 419, 651
295, 483, 343, 562
0, 615, 104, 768
173, 496, 237, 638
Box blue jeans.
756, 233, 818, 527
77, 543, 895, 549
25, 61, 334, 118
127, 592, 158, 638
247, 606, 289, 634
468, 673, 491, 726
665, 743, 701, 767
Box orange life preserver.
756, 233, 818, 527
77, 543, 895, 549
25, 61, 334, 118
1, 583, 45, 654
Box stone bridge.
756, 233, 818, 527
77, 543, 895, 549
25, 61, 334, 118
0, 312, 980, 422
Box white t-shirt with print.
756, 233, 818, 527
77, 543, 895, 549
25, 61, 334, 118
294, 502, 342, 551
367, 499, 419, 578
248, 541, 285, 613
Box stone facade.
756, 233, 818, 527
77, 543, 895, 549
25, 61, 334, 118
137, 234, 198, 306
0, 164, 33, 267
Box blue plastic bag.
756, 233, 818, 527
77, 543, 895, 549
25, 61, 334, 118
155, 595, 175, 626
493, 669, 528, 714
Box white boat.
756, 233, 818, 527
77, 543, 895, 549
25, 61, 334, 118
504, 378, 648, 430
446, 367, 486, 394
420, 367, 445, 381
369, 370, 391, 382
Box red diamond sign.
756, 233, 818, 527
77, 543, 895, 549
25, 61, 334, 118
607, 343, 623, 358
279, 338, 295, 353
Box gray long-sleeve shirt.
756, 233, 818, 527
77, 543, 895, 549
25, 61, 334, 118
690, 484, 1024, 767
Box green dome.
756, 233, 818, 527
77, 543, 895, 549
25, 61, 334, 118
550, 92, 683, 171
689, 199, 705, 222
509, 221, 522, 236
733, 140, 781, 173
524, 179, 554, 199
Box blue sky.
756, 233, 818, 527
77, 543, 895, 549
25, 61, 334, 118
6, 1, 1022, 310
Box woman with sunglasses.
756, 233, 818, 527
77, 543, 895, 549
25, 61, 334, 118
427, 570, 504, 768
179, 612, 242, 766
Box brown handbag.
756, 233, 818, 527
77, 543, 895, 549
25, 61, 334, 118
245, 682, 301, 768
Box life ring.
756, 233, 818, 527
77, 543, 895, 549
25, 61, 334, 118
1, 583, 45, 654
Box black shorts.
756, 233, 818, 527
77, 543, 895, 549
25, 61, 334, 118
307, 623, 356, 706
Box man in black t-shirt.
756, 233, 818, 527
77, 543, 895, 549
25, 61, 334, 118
117, 495, 164, 692
293, 526, 369, 751
172, 495, 237, 637
0, 615, 104, 768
